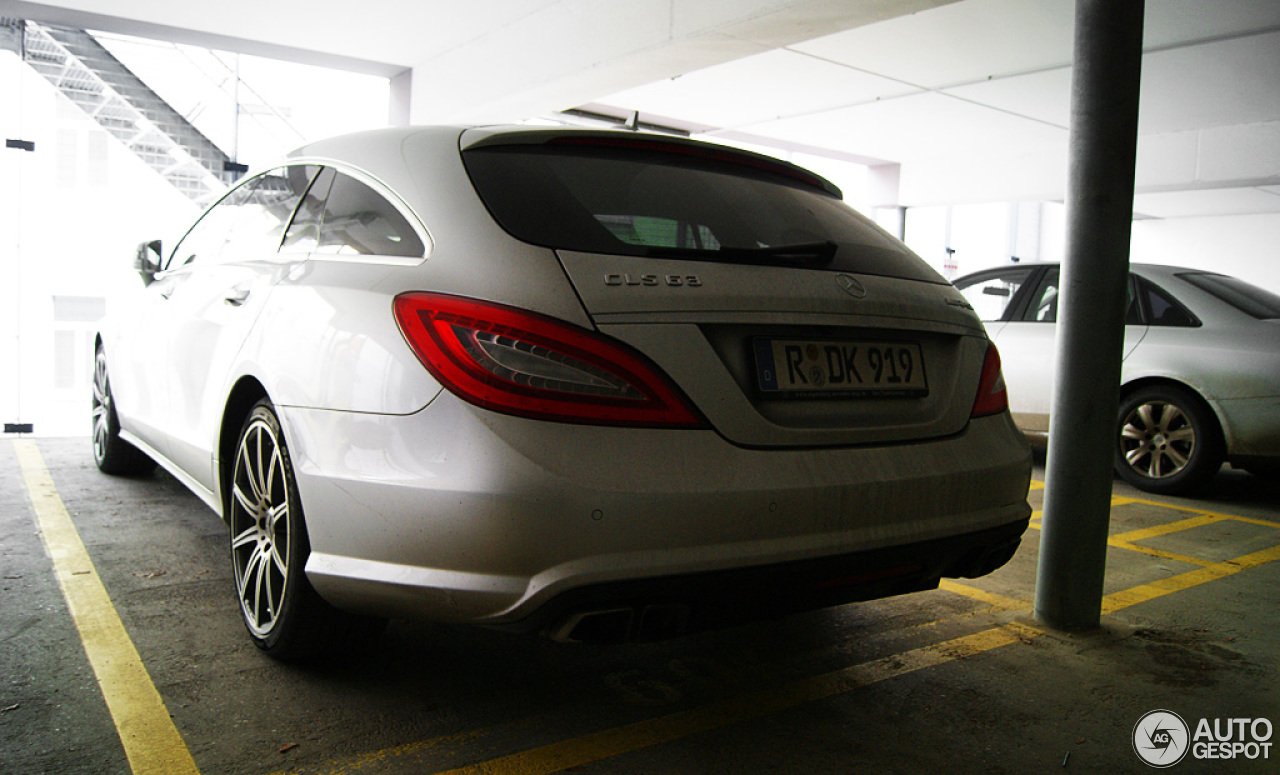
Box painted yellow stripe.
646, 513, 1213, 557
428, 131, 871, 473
1109, 513, 1226, 544
1120, 496, 1280, 528
938, 579, 1028, 611
1101, 542, 1280, 615
429, 622, 1041, 775
14, 441, 200, 775
1107, 541, 1213, 568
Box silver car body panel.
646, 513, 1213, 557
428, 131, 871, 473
281, 397, 1031, 623
971, 262, 1280, 461
100, 125, 1034, 632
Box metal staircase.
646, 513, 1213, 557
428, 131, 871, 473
17, 21, 237, 201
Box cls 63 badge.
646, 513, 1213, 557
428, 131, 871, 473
605, 273, 702, 287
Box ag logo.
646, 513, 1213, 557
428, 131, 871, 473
1133, 710, 1190, 768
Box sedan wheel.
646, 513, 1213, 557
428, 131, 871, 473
230, 400, 353, 659
1115, 385, 1223, 495
91, 348, 156, 476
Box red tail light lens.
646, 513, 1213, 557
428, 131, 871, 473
394, 293, 705, 428
971, 342, 1009, 418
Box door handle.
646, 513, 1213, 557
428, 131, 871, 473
224, 288, 251, 306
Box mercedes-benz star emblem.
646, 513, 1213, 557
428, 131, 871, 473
835, 274, 868, 299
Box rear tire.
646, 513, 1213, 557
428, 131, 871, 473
228, 400, 378, 660
1114, 385, 1223, 495
91, 348, 156, 476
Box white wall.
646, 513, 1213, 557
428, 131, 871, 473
1, 51, 200, 438
904, 198, 1279, 296
2, 40, 390, 438
1130, 212, 1280, 293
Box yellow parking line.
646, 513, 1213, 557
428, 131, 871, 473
938, 579, 1028, 611
1119, 496, 1280, 528
1110, 513, 1226, 544
1101, 542, 1280, 615
1107, 541, 1214, 568
429, 622, 1042, 775
14, 441, 200, 775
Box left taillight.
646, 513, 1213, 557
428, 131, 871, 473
393, 292, 706, 428
970, 341, 1009, 418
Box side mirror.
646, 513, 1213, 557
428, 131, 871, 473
134, 240, 162, 285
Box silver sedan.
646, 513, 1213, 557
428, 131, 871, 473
94, 126, 1032, 658
954, 262, 1280, 495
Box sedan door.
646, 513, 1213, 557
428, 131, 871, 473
159, 167, 316, 494
970, 267, 1148, 435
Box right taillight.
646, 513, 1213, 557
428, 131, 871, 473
970, 342, 1009, 418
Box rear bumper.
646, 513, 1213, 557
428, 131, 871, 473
279, 396, 1033, 628
502, 517, 1029, 642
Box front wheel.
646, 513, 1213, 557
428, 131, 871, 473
229, 400, 370, 659
91, 348, 156, 476
1114, 385, 1223, 495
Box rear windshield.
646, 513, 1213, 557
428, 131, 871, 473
1178, 272, 1280, 319
461, 141, 943, 283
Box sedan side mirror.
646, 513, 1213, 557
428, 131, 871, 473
134, 240, 162, 285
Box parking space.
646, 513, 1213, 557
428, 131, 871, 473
2, 438, 1278, 774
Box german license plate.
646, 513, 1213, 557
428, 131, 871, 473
754, 338, 927, 397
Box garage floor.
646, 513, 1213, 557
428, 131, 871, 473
2, 438, 1277, 775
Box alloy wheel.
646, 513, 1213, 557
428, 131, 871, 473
91, 350, 112, 464
1119, 400, 1195, 480
230, 414, 292, 638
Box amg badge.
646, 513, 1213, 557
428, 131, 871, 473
605, 273, 703, 287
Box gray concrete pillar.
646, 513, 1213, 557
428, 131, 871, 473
1034, 0, 1145, 630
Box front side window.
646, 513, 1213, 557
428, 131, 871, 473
219, 166, 316, 261
167, 182, 256, 269
954, 267, 1035, 322
1021, 269, 1061, 323
168, 166, 315, 269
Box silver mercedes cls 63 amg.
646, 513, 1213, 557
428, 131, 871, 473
94, 126, 1032, 658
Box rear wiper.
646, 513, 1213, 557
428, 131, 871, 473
637, 240, 838, 269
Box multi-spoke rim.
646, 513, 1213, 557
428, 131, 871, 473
230, 415, 291, 638
91, 351, 111, 463
1119, 400, 1196, 480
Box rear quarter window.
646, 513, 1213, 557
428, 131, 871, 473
1178, 272, 1280, 319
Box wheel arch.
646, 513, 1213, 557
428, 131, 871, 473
218, 377, 270, 520
1119, 376, 1228, 450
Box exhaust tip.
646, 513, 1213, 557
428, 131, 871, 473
547, 604, 691, 643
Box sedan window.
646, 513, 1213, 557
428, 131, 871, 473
1138, 277, 1198, 327
954, 267, 1035, 322
1179, 272, 1280, 319
1020, 269, 1060, 323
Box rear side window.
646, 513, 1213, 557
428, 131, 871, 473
1178, 272, 1280, 319
280, 168, 425, 258
1138, 277, 1198, 327
462, 140, 941, 283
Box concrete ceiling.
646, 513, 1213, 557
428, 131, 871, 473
4, 0, 1280, 219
